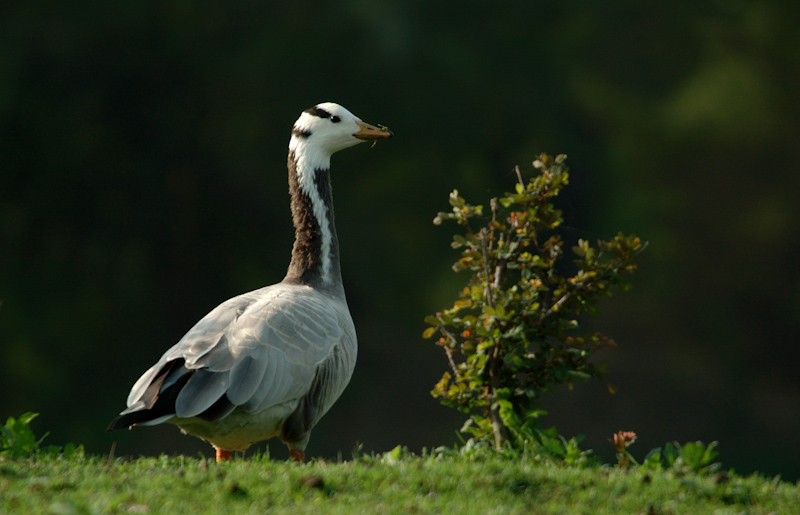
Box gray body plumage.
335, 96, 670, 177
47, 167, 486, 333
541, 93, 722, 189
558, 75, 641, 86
122, 284, 356, 451
109, 103, 391, 456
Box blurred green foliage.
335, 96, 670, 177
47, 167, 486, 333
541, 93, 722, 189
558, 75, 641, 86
0, 412, 83, 460
1, 1, 799, 479
0, 412, 48, 459
615, 431, 722, 476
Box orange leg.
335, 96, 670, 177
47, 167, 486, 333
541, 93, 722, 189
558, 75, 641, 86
289, 449, 305, 463
216, 448, 232, 463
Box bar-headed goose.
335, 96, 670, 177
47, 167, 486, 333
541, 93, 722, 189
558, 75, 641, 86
108, 103, 392, 462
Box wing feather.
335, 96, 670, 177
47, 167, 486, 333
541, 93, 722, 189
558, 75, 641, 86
189, 335, 238, 371
226, 353, 268, 406
243, 354, 285, 410
126, 363, 162, 406
175, 369, 231, 418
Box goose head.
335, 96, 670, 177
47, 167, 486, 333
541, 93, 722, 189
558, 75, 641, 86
291, 102, 393, 156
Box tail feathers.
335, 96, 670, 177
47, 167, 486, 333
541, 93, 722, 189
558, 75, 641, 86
107, 359, 191, 431
107, 358, 238, 431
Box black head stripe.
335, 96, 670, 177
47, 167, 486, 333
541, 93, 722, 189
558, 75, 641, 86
292, 127, 312, 139
305, 106, 333, 119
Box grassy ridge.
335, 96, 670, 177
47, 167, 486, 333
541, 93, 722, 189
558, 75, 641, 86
2, 451, 797, 514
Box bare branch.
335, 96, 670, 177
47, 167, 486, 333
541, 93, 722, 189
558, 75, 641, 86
515, 165, 524, 187
444, 346, 459, 377
540, 292, 572, 322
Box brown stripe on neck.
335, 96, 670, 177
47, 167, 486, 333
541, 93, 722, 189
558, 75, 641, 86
283, 151, 341, 290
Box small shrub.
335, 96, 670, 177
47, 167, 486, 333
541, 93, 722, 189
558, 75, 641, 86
424, 155, 644, 449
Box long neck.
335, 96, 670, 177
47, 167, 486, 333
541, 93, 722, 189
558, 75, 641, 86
283, 140, 344, 295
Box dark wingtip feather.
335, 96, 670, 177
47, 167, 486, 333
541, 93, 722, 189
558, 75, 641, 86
107, 411, 146, 431
107, 359, 190, 432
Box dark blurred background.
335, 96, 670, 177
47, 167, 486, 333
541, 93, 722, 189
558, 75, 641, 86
2, 1, 799, 479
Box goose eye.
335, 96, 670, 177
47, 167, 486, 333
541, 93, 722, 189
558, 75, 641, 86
331, 115, 341, 123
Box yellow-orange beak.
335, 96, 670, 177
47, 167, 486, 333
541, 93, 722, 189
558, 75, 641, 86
353, 120, 393, 141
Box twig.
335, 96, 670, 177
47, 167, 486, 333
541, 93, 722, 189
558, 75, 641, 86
514, 165, 524, 187
444, 346, 459, 377
493, 260, 507, 291
479, 228, 495, 307
439, 326, 461, 376
540, 292, 571, 321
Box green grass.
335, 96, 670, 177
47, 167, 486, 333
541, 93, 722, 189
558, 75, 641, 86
2, 450, 798, 514
2, 414, 798, 513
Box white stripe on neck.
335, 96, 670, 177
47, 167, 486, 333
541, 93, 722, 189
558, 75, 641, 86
289, 134, 334, 285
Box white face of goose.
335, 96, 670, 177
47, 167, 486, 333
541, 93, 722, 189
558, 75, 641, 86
290, 102, 392, 157
288, 103, 392, 286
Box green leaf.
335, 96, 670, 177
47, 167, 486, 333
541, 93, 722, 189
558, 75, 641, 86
453, 299, 470, 309
424, 315, 440, 326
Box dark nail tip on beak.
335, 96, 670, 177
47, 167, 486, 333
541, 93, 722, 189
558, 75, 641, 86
377, 124, 393, 138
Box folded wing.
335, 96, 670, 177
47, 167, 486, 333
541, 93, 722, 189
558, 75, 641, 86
110, 284, 354, 430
